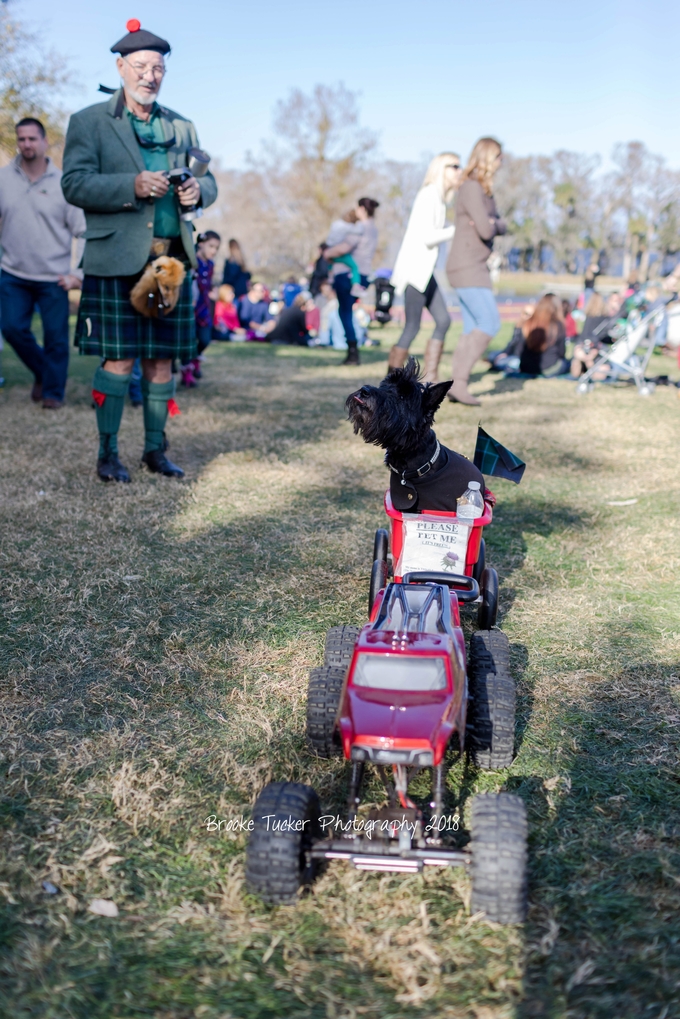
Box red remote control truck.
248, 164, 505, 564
246, 493, 527, 923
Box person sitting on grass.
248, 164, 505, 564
515, 294, 568, 376
281, 275, 302, 307
488, 304, 535, 372
214, 284, 241, 339
562, 299, 578, 340
268, 293, 312, 346
236, 281, 275, 340
578, 292, 623, 349
570, 293, 622, 379
493, 295, 568, 377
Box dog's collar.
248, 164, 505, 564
385, 440, 441, 485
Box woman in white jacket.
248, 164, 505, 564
388, 153, 462, 380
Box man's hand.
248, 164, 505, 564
134, 170, 170, 199
176, 177, 201, 206
57, 274, 82, 291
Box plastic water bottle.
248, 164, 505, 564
456, 481, 484, 524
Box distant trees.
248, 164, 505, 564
203, 83, 423, 280
495, 142, 680, 277
0, 4, 72, 162
202, 84, 680, 282
2, 5, 679, 285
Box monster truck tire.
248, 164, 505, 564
470, 792, 527, 923
468, 629, 515, 769
246, 781, 322, 904
324, 625, 360, 669
306, 665, 346, 757
477, 566, 499, 629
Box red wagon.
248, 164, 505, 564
368, 490, 499, 629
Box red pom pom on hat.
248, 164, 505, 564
126, 19, 141, 32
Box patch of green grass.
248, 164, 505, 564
1, 326, 679, 1018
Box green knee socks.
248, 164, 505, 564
93, 366, 131, 459
142, 378, 175, 453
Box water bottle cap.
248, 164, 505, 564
468, 481, 481, 490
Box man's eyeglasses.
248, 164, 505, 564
124, 58, 166, 79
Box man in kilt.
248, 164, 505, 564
62, 20, 217, 481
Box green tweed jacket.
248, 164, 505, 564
61, 91, 217, 277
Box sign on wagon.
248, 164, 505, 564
396, 515, 470, 577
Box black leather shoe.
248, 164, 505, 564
97, 453, 131, 483
141, 449, 184, 478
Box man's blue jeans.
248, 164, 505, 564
0, 270, 70, 401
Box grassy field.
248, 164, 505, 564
1, 322, 679, 1019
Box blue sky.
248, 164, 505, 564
17, 0, 680, 170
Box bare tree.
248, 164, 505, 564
258, 83, 378, 269
608, 141, 656, 279
201, 84, 420, 281
547, 150, 600, 272
0, 3, 73, 163
494, 155, 551, 270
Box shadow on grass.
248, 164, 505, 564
508, 615, 680, 1018
487, 496, 594, 624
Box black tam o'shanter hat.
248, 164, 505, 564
111, 19, 171, 56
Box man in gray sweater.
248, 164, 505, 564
0, 118, 85, 408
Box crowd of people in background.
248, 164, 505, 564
2, 112, 680, 419
173, 193, 382, 386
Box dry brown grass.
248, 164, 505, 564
1, 327, 680, 1018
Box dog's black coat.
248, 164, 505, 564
346, 357, 485, 513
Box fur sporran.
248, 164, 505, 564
129, 256, 186, 318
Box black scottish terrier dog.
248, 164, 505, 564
346, 357, 485, 512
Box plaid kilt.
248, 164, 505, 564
75, 272, 196, 361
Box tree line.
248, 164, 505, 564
204, 89, 680, 283
2, 5, 678, 283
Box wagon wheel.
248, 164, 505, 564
477, 567, 498, 629
472, 537, 486, 585
369, 558, 389, 617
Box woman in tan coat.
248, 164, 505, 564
446, 138, 506, 405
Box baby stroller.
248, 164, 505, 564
575, 305, 665, 397
373, 277, 395, 325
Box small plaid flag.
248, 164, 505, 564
473, 426, 526, 484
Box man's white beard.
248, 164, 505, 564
127, 86, 159, 106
